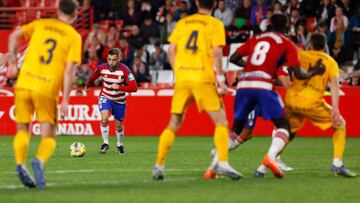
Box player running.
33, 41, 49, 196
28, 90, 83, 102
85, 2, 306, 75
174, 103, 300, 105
7, 0, 81, 189
85, 48, 137, 155
206, 14, 325, 179
283, 33, 356, 177
152, 0, 242, 180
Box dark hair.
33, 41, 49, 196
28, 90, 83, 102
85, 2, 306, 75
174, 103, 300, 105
59, 0, 78, 15
310, 33, 326, 51
197, 0, 215, 10
108, 48, 120, 57
270, 14, 288, 33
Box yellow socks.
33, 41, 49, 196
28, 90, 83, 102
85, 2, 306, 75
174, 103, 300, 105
36, 136, 56, 164
214, 125, 229, 162
156, 128, 176, 166
13, 130, 31, 165
333, 125, 346, 160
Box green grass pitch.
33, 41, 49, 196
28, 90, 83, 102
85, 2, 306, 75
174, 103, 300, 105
0, 136, 360, 203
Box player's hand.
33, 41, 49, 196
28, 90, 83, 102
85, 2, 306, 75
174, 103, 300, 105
310, 59, 326, 75
84, 87, 90, 93
6, 61, 19, 78
60, 101, 68, 119
331, 108, 341, 128
217, 82, 228, 96
111, 83, 120, 90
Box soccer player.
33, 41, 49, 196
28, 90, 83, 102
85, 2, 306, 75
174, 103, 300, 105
152, 0, 242, 180
214, 14, 325, 179
284, 33, 356, 177
7, 0, 81, 189
85, 48, 137, 155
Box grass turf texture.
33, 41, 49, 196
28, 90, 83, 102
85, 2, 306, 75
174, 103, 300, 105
0, 136, 360, 203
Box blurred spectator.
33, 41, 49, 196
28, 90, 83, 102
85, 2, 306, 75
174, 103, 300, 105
84, 35, 104, 63
225, 0, 242, 13
134, 44, 150, 68
329, 14, 347, 63
76, 64, 93, 87
131, 56, 151, 84
347, 7, 360, 58
150, 42, 169, 71
250, 0, 269, 26
233, 0, 252, 27
339, 0, 354, 19
174, 0, 189, 21
287, 0, 301, 15
140, 13, 161, 44
126, 25, 144, 48
122, 0, 141, 27
259, 9, 272, 32
102, 38, 120, 61
330, 7, 348, 32
119, 37, 134, 67
214, 0, 234, 27
160, 13, 176, 43
295, 23, 311, 49
300, 0, 320, 17
84, 48, 99, 72
156, 0, 176, 24
84, 24, 106, 51
318, 0, 335, 26
289, 8, 301, 27
106, 24, 120, 42
179, 11, 189, 19
273, 2, 283, 14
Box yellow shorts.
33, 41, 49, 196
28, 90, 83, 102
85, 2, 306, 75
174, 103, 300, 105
286, 98, 334, 133
171, 83, 222, 114
15, 88, 58, 125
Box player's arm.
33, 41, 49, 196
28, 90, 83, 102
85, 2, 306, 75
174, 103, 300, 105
85, 68, 101, 91
112, 72, 138, 92
330, 76, 340, 127
290, 59, 326, 80
229, 51, 246, 67
7, 29, 24, 78
167, 43, 176, 69
277, 75, 291, 90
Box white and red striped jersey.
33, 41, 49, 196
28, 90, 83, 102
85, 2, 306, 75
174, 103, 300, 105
86, 63, 137, 103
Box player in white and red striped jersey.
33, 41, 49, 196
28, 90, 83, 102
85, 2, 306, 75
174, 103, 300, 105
85, 48, 137, 155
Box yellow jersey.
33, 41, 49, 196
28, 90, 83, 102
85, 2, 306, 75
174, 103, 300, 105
286, 50, 339, 102
16, 18, 82, 99
168, 14, 225, 84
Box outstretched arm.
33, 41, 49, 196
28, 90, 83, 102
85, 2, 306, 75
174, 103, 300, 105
289, 59, 326, 80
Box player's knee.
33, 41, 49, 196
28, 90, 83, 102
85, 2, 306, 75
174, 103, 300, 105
272, 117, 290, 132
101, 118, 109, 125
115, 122, 123, 130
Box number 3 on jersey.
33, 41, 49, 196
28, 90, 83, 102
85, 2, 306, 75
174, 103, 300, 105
186, 30, 198, 51
40, 38, 57, 64
250, 41, 270, 66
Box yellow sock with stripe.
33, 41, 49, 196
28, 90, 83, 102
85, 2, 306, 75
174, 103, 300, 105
214, 125, 229, 162
36, 136, 56, 164
332, 125, 346, 166
13, 130, 31, 165
156, 128, 176, 166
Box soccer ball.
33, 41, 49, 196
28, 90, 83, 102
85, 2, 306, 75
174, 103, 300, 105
69, 142, 86, 157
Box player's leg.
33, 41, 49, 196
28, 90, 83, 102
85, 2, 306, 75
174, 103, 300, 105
112, 102, 127, 155
98, 97, 111, 154
307, 102, 356, 177
153, 113, 184, 180
199, 84, 245, 180
32, 92, 58, 189
259, 90, 290, 178
13, 89, 36, 188
153, 83, 190, 180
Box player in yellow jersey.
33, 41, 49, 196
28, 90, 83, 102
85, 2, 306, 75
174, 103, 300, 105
152, 0, 242, 181
7, 0, 81, 188
285, 33, 356, 177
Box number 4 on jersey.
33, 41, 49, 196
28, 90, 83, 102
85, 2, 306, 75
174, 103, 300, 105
186, 31, 198, 52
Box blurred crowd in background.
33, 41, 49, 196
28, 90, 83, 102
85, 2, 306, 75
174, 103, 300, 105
0, 0, 360, 87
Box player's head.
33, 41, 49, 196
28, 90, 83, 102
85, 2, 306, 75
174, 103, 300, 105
309, 33, 327, 51
58, 0, 78, 23
196, 0, 215, 10
107, 48, 121, 68
269, 13, 288, 33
